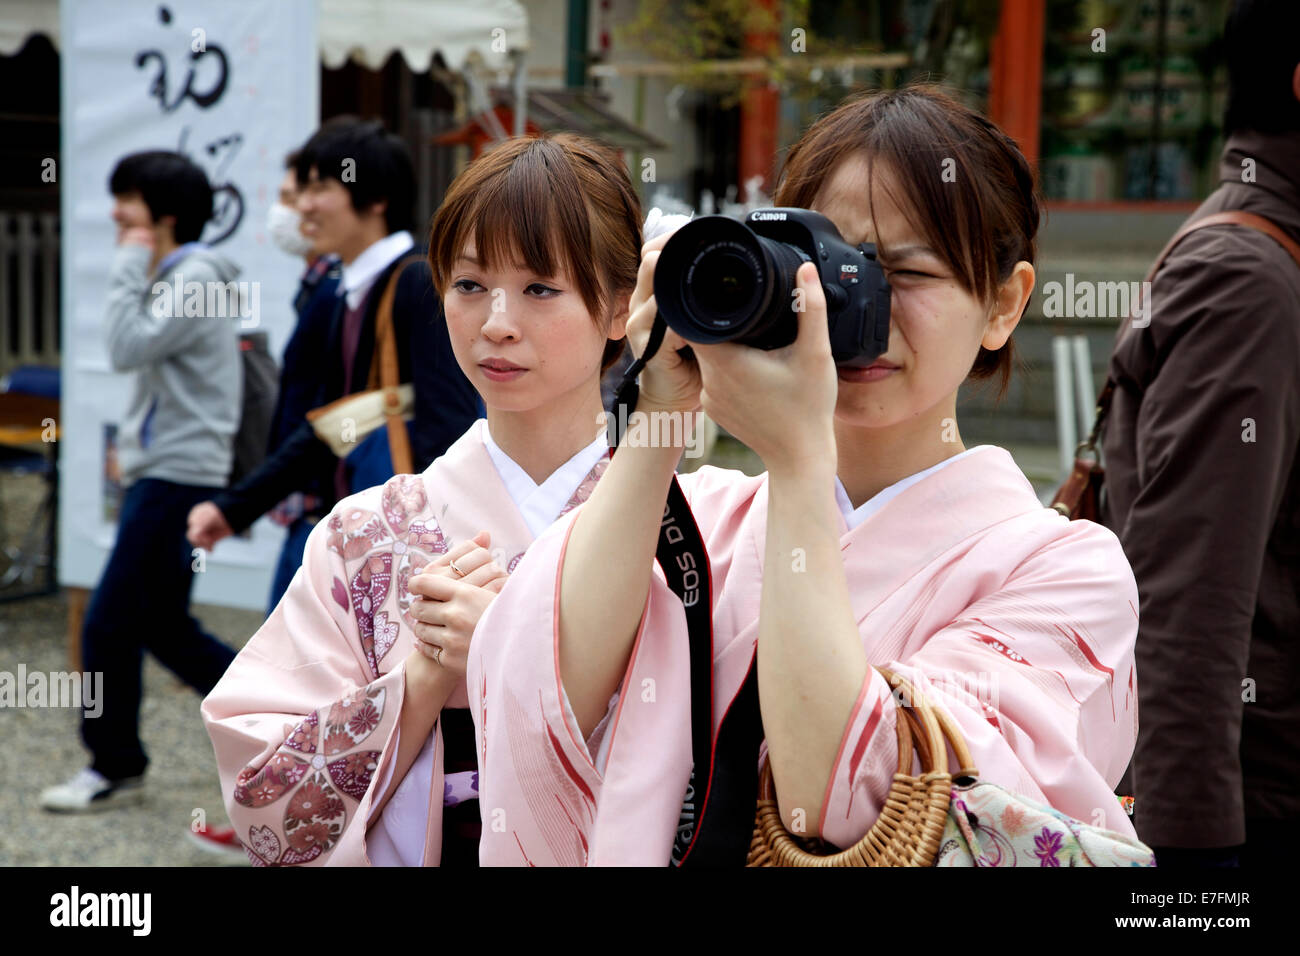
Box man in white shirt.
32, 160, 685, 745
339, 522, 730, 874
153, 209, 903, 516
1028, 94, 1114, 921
188, 118, 481, 552
184, 118, 481, 859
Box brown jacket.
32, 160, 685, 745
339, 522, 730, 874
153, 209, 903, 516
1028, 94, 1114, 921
1101, 129, 1300, 847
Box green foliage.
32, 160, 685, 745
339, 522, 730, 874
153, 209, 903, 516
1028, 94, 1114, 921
615, 0, 1004, 109
617, 0, 812, 103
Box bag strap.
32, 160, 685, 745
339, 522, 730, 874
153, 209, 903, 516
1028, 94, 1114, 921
1086, 210, 1300, 450
366, 253, 422, 475
1150, 210, 1300, 277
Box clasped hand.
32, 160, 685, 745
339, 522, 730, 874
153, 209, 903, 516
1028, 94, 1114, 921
405, 530, 506, 680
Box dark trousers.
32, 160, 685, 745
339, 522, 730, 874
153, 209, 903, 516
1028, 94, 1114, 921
265, 516, 316, 617
81, 476, 237, 781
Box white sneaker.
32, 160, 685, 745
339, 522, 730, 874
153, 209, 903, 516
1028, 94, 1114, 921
40, 767, 145, 813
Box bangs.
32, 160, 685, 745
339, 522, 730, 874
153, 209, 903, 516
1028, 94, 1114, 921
776, 89, 1007, 305
430, 138, 605, 318
862, 125, 991, 303
466, 171, 570, 282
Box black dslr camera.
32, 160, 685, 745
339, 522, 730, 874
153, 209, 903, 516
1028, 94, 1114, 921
653, 207, 891, 366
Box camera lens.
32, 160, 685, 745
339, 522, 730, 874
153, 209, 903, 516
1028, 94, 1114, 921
654, 208, 892, 364
655, 216, 803, 349
686, 245, 760, 321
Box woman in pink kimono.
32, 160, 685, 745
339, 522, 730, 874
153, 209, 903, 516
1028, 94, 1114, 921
200, 133, 649, 865
468, 86, 1143, 865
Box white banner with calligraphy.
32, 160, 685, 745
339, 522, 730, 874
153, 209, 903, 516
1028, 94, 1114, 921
58, 0, 318, 610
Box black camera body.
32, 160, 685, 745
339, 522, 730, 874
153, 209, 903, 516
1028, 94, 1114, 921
653, 207, 891, 367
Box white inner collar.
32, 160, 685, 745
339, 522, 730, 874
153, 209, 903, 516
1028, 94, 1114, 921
834, 446, 988, 531
479, 419, 609, 538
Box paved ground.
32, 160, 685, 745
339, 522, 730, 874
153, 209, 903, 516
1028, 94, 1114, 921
0, 466, 263, 866
1, 595, 262, 866
0, 568, 262, 864
0, 435, 1064, 866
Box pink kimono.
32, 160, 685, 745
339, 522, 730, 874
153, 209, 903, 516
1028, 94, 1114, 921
468, 446, 1141, 865
201, 424, 605, 866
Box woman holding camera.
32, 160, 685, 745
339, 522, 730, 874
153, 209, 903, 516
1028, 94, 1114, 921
468, 86, 1141, 865
201, 133, 650, 866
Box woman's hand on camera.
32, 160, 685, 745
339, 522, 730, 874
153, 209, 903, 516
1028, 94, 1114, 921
693, 262, 838, 475
405, 531, 507, 682
626, 232, 702, 414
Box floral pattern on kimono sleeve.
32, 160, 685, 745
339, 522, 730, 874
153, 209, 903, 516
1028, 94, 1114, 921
203, 495, 411, 868
366, 473, 455, 641
234, 681, 392, 866
326, 475, 456, 681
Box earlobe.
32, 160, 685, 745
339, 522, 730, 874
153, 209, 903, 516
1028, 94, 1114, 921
1293, 62, 1300, 104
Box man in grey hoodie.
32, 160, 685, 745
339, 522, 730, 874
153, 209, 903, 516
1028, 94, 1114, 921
41, 150, 242, 812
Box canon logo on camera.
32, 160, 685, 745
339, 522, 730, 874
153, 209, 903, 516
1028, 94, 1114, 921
749, 211, 787, 221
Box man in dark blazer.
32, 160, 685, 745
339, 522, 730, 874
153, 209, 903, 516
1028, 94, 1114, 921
186, 117, 481, 564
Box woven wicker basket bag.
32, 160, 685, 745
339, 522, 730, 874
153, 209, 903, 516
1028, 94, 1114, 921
748, 667, 979, 867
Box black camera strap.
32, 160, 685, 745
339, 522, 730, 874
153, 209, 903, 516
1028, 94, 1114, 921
610, 315, 764, 867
